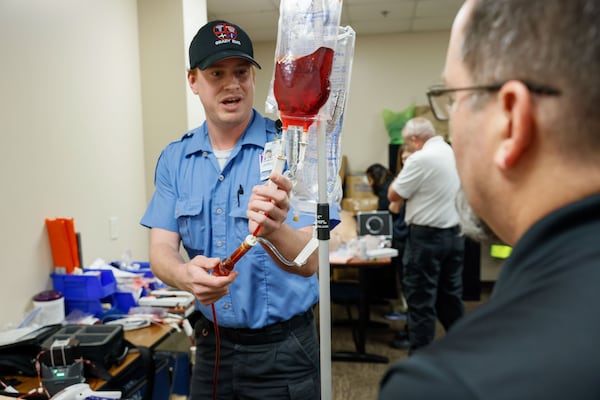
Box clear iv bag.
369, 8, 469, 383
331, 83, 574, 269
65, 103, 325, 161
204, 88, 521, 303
266, 0, 343, 130
289, 26, 356, 216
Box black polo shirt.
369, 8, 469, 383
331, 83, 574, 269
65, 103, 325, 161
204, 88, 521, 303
379, 192, 600, 400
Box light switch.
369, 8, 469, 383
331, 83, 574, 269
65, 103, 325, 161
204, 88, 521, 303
109, 217, 119, 240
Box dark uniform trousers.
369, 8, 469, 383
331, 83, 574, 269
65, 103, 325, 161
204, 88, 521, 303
403, 224, 465, 352
191, 309, 320, 400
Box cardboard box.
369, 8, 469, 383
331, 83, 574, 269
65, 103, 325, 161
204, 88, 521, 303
341, 196, 378, 213
344, 173, 373, 198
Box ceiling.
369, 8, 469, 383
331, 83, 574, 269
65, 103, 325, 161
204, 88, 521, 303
207, 0, 463, 43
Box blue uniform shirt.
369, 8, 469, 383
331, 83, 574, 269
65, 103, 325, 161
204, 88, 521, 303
141, 110, 339, 329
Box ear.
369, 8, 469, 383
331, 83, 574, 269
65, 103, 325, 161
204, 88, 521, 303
493, 81, 534, 170
187, 71, 199, 94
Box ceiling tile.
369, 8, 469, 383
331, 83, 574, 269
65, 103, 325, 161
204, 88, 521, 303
346, 2, 416, 22
352, 19, 412, 36
205, 0, 460, 41
415, 0, 463, 18
345, 0, 414, 5
206, 0, 278, 15
412, 16, 455, 31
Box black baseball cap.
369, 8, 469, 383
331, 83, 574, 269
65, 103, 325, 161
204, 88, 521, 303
189, 20, 261, 70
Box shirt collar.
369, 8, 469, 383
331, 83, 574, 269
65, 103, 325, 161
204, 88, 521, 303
184, 109, 268, 157
424, 135, 444, 148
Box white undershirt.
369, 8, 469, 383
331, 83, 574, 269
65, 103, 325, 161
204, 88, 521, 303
213, 148, 232, 170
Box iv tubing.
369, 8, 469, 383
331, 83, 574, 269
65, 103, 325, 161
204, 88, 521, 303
256, 237, 305, 267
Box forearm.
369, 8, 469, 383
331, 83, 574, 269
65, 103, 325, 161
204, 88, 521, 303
388, 184, 404, 203
149, 233, 190, 291
389, 199, 404, 214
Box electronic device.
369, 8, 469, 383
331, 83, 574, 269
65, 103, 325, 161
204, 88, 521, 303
40, 337, 84, 396
42, 362, 85, 396
357, 211, 393, 239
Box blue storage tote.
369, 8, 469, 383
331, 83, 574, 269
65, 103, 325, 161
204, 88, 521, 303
51, 269, 116, 300
64, 295, 114, 317
113, 291, 138, 313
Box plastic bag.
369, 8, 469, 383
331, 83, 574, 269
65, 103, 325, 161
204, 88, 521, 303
383, 104, 415, 144
289, 26, 356, 215
266, 0, 343, 129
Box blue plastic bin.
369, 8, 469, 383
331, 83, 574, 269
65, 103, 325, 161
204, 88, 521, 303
64, 296, 112, 317
113, 291, 138, 313
51, 269, 116, 300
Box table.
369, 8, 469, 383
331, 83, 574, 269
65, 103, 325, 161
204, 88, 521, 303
330, 257, 393, 363
4, 323, 176, 395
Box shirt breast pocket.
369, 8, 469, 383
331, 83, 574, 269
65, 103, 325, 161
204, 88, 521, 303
175, 199, 206, 253
229, 207, 250, 239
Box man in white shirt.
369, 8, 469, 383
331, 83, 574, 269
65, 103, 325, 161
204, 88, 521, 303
388, 117, 464, 353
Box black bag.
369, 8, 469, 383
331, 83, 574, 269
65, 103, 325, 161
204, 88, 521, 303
0, 324, 62, 376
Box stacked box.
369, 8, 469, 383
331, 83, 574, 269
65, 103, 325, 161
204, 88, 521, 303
342, 173, 379, 213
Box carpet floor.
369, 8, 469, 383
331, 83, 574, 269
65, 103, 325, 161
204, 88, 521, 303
327, 286, 492, 400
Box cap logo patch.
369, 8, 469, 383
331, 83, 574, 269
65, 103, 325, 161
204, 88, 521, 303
213, 23, 241, 46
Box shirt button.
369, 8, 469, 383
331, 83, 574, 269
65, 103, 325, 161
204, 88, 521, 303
218, 175, 224, 181
216, 241, 223, 247
223, 303, 230, 309
202, 151, 208, 157
216, 208, 223, 215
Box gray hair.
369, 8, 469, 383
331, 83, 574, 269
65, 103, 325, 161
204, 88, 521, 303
402, 117, 436, 140
461, 0, 600, 157
455, 188, 500, 244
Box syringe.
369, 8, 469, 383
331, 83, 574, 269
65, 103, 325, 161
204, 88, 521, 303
213, 234, 258, 276
213, 153, 287, 277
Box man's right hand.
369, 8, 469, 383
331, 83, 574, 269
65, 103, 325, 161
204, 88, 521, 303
183, 255, 238, 305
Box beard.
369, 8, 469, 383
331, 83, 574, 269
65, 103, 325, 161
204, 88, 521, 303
455, 188, 500, 243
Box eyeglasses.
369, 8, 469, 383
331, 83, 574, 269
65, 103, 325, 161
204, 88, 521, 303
426, 81, 561, 121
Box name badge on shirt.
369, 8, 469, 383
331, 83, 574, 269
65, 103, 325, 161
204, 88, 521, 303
260, 140, 283, 181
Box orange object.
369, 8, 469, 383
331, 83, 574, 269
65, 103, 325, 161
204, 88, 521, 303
45, 218, 80, 274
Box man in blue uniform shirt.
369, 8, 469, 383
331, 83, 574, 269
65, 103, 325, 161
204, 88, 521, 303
141, 20, 338, 399
379, 0, 600, 399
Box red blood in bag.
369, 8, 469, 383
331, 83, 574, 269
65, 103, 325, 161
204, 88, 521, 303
274, 46, 335, 129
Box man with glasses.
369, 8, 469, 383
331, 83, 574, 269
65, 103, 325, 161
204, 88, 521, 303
380, 0, 600, 398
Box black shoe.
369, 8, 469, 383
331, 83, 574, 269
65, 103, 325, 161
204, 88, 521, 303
394, 330, 408, 341
383, 311, 406, 321
390, 339, 411, 350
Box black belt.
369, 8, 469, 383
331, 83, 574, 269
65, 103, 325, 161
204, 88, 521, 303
197, 310, 313, 345
410, 224, 460, 234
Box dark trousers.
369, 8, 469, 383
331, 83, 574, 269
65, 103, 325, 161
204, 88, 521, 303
190, 310, 320, 399
403, 225, 465, 352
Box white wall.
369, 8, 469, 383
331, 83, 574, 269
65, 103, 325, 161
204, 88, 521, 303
0, 0, 148, 326
253, 30, 450, 175
137, 0, 207, 202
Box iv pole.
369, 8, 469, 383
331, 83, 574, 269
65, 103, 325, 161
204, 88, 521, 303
268, 6, 349, 399
316, 118, 332, 400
